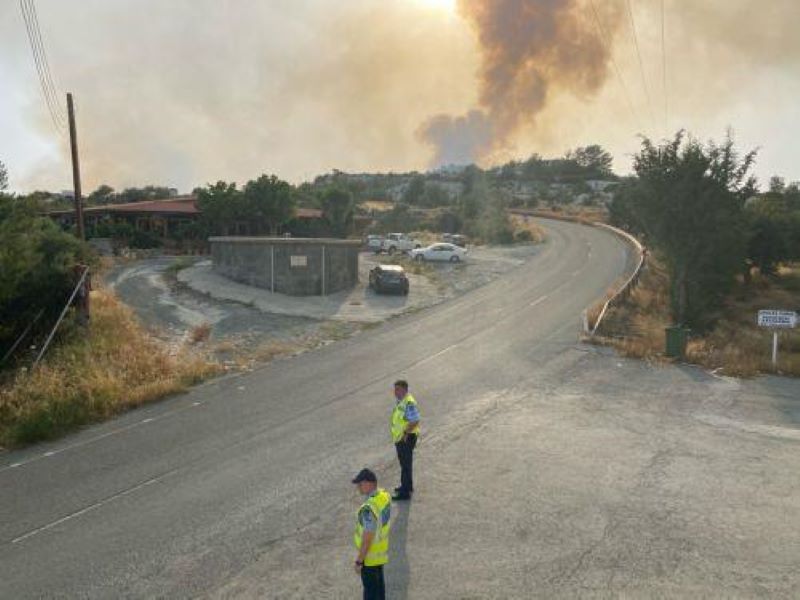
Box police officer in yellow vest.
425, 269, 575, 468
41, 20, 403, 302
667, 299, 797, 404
391, 379, 420, 501
352, 468, 392, 600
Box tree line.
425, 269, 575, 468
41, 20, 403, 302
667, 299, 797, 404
0, 161, 90, 363
610, 131, 800, 329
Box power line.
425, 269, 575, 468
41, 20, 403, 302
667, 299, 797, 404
19, 0, 66, 136
27, 0, 67, 129
624, 0, 656, 129
19, 0, 65, 135
588, 0, 644, 133
661, 0, 668, 135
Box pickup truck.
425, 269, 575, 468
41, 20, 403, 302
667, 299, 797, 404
381, 233, 422, 255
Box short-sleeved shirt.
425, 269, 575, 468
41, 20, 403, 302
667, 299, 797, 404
359, 491, 385, 532
403, 397, 420, 423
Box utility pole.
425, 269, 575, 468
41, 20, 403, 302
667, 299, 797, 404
66, 92, 85, 240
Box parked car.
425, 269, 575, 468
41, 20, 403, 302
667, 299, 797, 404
410, 243, 467, 263
381, 233, 422, 255
365, 234, 385, 253
441, 233, 467, 247
368, 264, 410, 295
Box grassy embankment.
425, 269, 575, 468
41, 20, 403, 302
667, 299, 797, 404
0, 289, 220, 448
591, 258, 800, 377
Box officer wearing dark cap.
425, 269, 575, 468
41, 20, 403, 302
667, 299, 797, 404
352, 468, 392, 600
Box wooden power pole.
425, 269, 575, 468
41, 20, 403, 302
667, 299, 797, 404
66, 92, 85, 240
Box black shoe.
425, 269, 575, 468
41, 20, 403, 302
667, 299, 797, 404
394, 487, 413, 494
392, 493, 411, 501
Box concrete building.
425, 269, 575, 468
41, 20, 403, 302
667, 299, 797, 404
210, 237, 360, 296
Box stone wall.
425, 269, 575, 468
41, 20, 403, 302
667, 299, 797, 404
209, 237, 360, 296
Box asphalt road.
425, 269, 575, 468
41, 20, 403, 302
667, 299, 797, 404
2, 219, 799, 598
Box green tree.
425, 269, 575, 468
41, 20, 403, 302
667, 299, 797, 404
745, 183, 800, 273
87, 184, 115, 205
243, 174, 296, 235
568, 145, 614, 178
402, 176, 426, 205
321, 187, 355, 237
522, 153, 544, 180
196, 181, 242, 236
0, 194, 89, 357
0, 160, 7, 191
628, 131, 756, 328
746, 206, 788, 276
118, 186, 175, 203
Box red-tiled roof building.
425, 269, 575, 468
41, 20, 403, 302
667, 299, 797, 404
48, 195, 323, 238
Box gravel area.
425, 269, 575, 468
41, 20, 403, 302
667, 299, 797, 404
179, 244, 543, 323
107, 244, 543, 364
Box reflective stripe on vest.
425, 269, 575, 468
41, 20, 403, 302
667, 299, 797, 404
391, 394, 420, 443
353, 488, 392, 566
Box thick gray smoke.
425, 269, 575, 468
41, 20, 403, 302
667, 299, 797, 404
420, 0, 623, 166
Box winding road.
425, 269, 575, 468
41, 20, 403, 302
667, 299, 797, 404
2, 219, 799, 598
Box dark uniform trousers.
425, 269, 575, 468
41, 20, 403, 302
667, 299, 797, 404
360, 565, 385, 600
395, 433, 417, 493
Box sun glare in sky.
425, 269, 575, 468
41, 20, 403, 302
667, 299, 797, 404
418, 0, 457, 13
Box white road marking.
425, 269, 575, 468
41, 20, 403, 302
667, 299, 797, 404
11, 477, 161, 544
529, 295, 548, 307
0, 400, 200, 474
416, 344, 457, 367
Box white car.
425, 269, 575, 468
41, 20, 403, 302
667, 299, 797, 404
410, 243, 467, 263
365, 234, 384, 253
381, 233, 422, 255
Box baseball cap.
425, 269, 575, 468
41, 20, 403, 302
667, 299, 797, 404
351, 468, 377, 484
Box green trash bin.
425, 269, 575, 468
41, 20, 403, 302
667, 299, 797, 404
665, 326, 689, 358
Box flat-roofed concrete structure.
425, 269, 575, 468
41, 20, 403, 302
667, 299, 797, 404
209, 237, 360, 296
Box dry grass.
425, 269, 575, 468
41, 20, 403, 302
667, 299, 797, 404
189, 322, 212, 344
0, 289, 220, 447
362, 200, 394, 213
591, 258, 800, 377
513, 206, 609, 225
509, 214, 547, 243
686, 267, 800, 377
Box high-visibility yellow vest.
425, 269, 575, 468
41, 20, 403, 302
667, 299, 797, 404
391, 394, 421, 443
353, 488, 392, 566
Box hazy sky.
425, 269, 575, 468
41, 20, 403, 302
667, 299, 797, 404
1, 0, 798, 194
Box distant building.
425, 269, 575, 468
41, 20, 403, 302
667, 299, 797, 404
586, 180, 617, 192
48, 195, 201, 237
47, 195, 324, 239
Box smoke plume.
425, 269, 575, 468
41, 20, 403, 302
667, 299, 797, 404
419, 0, 623, 166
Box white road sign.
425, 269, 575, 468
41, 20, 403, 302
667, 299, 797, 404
290, 255, 308, 267
757, 310, 797, 328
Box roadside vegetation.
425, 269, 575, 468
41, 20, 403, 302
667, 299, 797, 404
595, 258, 800, 376
0, 162, 220, 448
0, 288, 219, 447
593, 132, 800, 377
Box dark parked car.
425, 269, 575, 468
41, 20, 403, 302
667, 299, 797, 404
369, 264, 409, 295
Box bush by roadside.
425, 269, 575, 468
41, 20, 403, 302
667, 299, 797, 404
590, 258, 800, 377
0, 289, 220, 448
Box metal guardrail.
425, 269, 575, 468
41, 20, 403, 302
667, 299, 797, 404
586, 223, 646, 336
508, 210, 646, 336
